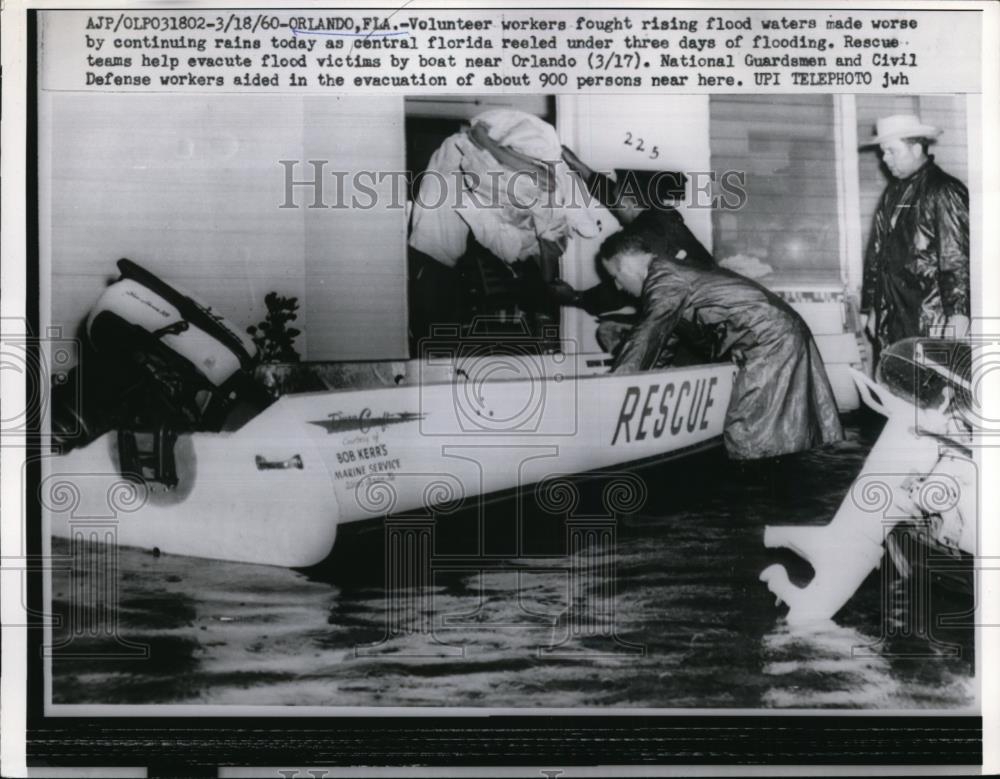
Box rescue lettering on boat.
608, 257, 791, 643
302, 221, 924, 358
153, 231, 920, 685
611, 377, 720, 445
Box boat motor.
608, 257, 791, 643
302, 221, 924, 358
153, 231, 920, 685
759, 337, 974, 624
50, 259, 268, 488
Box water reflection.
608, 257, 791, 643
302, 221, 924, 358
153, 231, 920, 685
51, 420, 975, 709
761, 614, 974, 709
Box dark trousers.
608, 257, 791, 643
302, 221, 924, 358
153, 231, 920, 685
408, 249, 463, 356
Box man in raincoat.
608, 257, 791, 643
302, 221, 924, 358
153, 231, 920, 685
860, 114, 970, 362
548, 159, 715, 355
600, 231, 843, 460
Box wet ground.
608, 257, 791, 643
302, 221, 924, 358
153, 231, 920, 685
51, 415, 975, 709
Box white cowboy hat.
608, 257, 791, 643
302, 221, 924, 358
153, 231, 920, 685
861, 114, 941, 147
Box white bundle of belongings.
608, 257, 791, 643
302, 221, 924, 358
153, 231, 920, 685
408, 109, 603, 268
760, 337, 975, 624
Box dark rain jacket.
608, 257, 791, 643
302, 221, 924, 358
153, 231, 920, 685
612, 257, 843, 460
861, 159, 970, 358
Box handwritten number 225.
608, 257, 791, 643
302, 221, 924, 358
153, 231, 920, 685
624, 132, 659, 160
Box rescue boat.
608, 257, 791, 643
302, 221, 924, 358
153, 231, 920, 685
46, 356, 734, 567
44, 260, 735, 567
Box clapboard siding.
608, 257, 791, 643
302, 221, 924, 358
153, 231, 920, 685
711, 94, 838, 106
856, 95, 968, 258
45, 94, 407, 363
709, 95, 841, 281
711, 139, 835, 156
917, 96, 968, 185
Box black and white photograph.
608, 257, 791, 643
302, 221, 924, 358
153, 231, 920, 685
2, 0, 998, 775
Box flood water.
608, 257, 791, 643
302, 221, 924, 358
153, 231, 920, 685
51, 416, 976, 709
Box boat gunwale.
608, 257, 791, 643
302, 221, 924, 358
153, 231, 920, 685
265, 360, 737, 402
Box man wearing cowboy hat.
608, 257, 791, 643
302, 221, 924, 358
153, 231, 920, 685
860, 113, 970, 363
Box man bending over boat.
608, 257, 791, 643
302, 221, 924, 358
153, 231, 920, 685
599, 231, 843, 460
550, 157, 715, 356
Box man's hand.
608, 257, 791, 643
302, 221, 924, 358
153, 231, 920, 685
548, 279, 582, 306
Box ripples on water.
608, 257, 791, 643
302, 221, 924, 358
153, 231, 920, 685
51, 418, 975, 708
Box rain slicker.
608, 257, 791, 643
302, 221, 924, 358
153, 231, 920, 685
613, 258, 843, 460
861, 159, 970, 358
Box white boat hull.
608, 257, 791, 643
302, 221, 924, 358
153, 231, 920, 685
47, 359, 735, 567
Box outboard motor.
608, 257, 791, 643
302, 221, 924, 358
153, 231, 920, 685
875, 337, 972, 427
759, 337, 974, 624
51, 259, 267, 487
